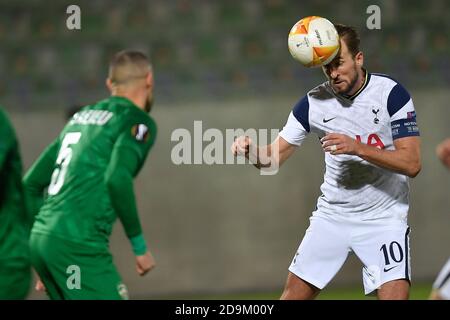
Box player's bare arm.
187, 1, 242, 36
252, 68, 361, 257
231, 136, 297, 169
436, 138, 450, 169
321, 133, 421, 178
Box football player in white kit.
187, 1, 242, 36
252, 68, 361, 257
231, 24, 421, 299
429, 138, 450, 300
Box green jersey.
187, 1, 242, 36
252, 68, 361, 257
0, 108, 29, 263
24, 96, 156, 250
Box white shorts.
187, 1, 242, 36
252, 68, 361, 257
289, 214, 411, 295
432, 258, 450, 300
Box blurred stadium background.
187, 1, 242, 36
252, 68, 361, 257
1, 0, 449, 299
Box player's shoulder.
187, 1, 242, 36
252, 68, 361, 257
122, 107, 157, 144
370, 72, 409, 91
370, 72, 399, 82
292, 82, 333, 107
290, 82, 332, 117
370, 73, 413, 117
105, 97, 151, 122
370, 73, 411, 98
124, 106, 156, 129
307, 81, 334, 99
101, 96, 157, 137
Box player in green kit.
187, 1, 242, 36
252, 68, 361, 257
24, 50, 157, 299
0, 108, 31, 299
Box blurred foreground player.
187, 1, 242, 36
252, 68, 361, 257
24, 50, 157, 299
429, 138, 450, 300
0, 108, 31, 299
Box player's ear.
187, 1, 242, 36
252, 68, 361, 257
355, 51, 363, 66
146, 72, 153, 89
106, 78, 114, 92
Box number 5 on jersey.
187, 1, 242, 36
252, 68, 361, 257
48, 132, 82, 195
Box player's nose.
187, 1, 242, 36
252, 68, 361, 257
330, 69, 339, 79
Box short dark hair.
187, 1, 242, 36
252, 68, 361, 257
108, 50, 152, 85
334, 24, 360, 57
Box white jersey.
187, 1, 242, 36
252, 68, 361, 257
279, 72, 420, 221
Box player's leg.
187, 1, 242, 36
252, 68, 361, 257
31, 233, 126, 300
61, 253, 128, 300
0, 260, 31, 299
29, 233, 64, 300
0, 228, 32, 299
352, 221, 411, 299
377, 279, 409, 299
31, 263, 65, 300
45, 239, 127, 300
280, 214, 351, 300
280, 272, 320, 300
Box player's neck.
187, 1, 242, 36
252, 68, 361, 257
111, 90, 146, 112
346, 68, 366, 97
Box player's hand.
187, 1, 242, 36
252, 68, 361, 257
231, 136, 252, 157
35, 278, 46, 292
321, 133, 361, 156
136, 251, 156, 276
436, 138, 450, 169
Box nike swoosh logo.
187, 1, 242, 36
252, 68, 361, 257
323, 117, 336, 123
383, 265, 398, 272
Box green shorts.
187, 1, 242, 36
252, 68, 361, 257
0, 258, 31, 300
29, 232, 128, 300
